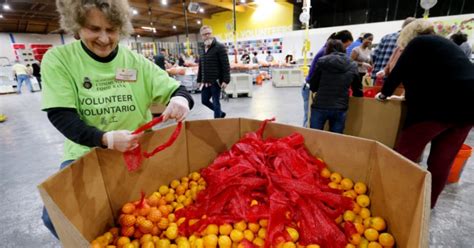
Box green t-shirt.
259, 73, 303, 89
41, 41, 179, 161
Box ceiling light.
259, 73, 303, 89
3, 4, 10, 10
197, 20, 201, 24
137, 35, 141, 38
132, 9, 138, 15
141, 26, 154, 31
0, 14, 3, 18
240, 0, 246, 3
172, 25, 177, 30
199, 7, 204, 13
161, 0, 167, 5
153, 29, 157, 33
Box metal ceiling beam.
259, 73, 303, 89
130, 2, 212, 19
194, 0, 246, 12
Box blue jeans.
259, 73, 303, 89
17, 74, 33, 93
42, 160, 74, 239
302, 84, 310, 127
201, 83, 225, 118
310, 108, 347, 134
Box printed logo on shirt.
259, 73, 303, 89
83, 77, 92, 89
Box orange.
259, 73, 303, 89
156, 239, 171, 248
205, 224, 219, 235
354, 182, 367, 195
217, 223, 232, 235
243, 230, 255, 241
259, 219, 268, 227
340, 178, 354, 190
248, 223, 260, 233
253, 237, 265, 247
148, 208, 163, 222
120, 214, 136, 227
157, 217, 170, 230
142, 241, 155, 248
140, 234, 153, 244
354, 223, 365, 234
194, 238, 204, 248
131, 240, 140, 248
343, 210, 356, 222
176, 185, 186, 196
167, 213, 176, 223
165, 193, 175, 203
359, 208, 371, 219
345, 244, 356, 248
117, 236, 131, 246
230, 229, 244, 242
320, 168, 331, 178
356, 195, 370, 208
123, 243, 135, 248
349, 233, 361, 245
358, 238, 369, 248
158, 185, 170, 196
151, 225, 160, 236
139, 219, 154, 234
307, 245, 321, 248
328, 182, 339, 190
330, 172, 342, 183
353, 203, 361, 214
335, 215, 343, 224
218, 235, 232, 248
190, 172, 201, 181
282, 242, 296, 248
363, 218, 371, 229
257, 228, 266, 239
354, 215, 363, 224
286, 227, 299, 242
171, 179, 181, 189
234, 221, 247, 231
165, 225, 178, 240
364, 228, 379, 241
148, 194, 160, 207
343, 190, 357, 200
122, 203, 136, 214
177, 239, 191, 248
159, 205, 170, 216
367, 242, 382, 248
203, 234, 218, 248
133, 230, 143, 239
121, 226, 135, 237
378, 233, 395, 247
370, 217, 386, 231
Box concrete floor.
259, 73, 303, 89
0, 82, 472, 247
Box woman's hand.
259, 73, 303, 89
102, 131, 142, 152
163, 96, 190, 122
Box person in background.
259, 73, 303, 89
346, 33, 364, 56
372, 17, 416, 81
252, 51, 259, 64
309, 39, 363, 133
41, 0, 194, 238
12, 61, 33, 94
450, 32, 472, 58
351, 33, 374, 80
197, 25, 230, 119
377, 19, 436, 80
265, 51, 274, 63
32, 61, 42, 90
240, 50, 251, 64
376, 34, 474, 208
302, 30, 354, 127
154, 48, 167, 70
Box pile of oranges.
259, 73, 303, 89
91, 166, 395, 248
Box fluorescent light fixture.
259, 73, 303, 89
240, 0, 246, 3
197, 20, 201, 24
161, 0, 167, 5
172, 25, 177, 30
141, 26, 154, 31
3, 4, 10, 10
132, 9, 138, 15
199, 7, 204, 13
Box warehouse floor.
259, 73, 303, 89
0, 82, 472, 247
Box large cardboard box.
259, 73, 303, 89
38, 119, 430, 247
345, 97, 406, 148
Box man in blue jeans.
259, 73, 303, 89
197, 26, 230, 118
12, 62, 33, 94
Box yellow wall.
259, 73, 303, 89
203, 1, 293, 41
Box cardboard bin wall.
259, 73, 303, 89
38, 118, 429, 248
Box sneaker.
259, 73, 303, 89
221, 112, 226, 118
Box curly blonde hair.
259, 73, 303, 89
397, 19, 435, 48
56, 0, 133, 37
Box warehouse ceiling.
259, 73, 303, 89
0, 0, 266, 38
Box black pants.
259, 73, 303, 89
201, 83, 225, 118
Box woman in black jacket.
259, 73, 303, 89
376, 35, 474, 208
309, 39, 363, 133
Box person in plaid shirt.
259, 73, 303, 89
371, 17, 415, 80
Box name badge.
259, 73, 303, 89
116, 68, 137, 82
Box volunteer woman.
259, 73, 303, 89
40, 0, 193, 238
351, 33, 374, 79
